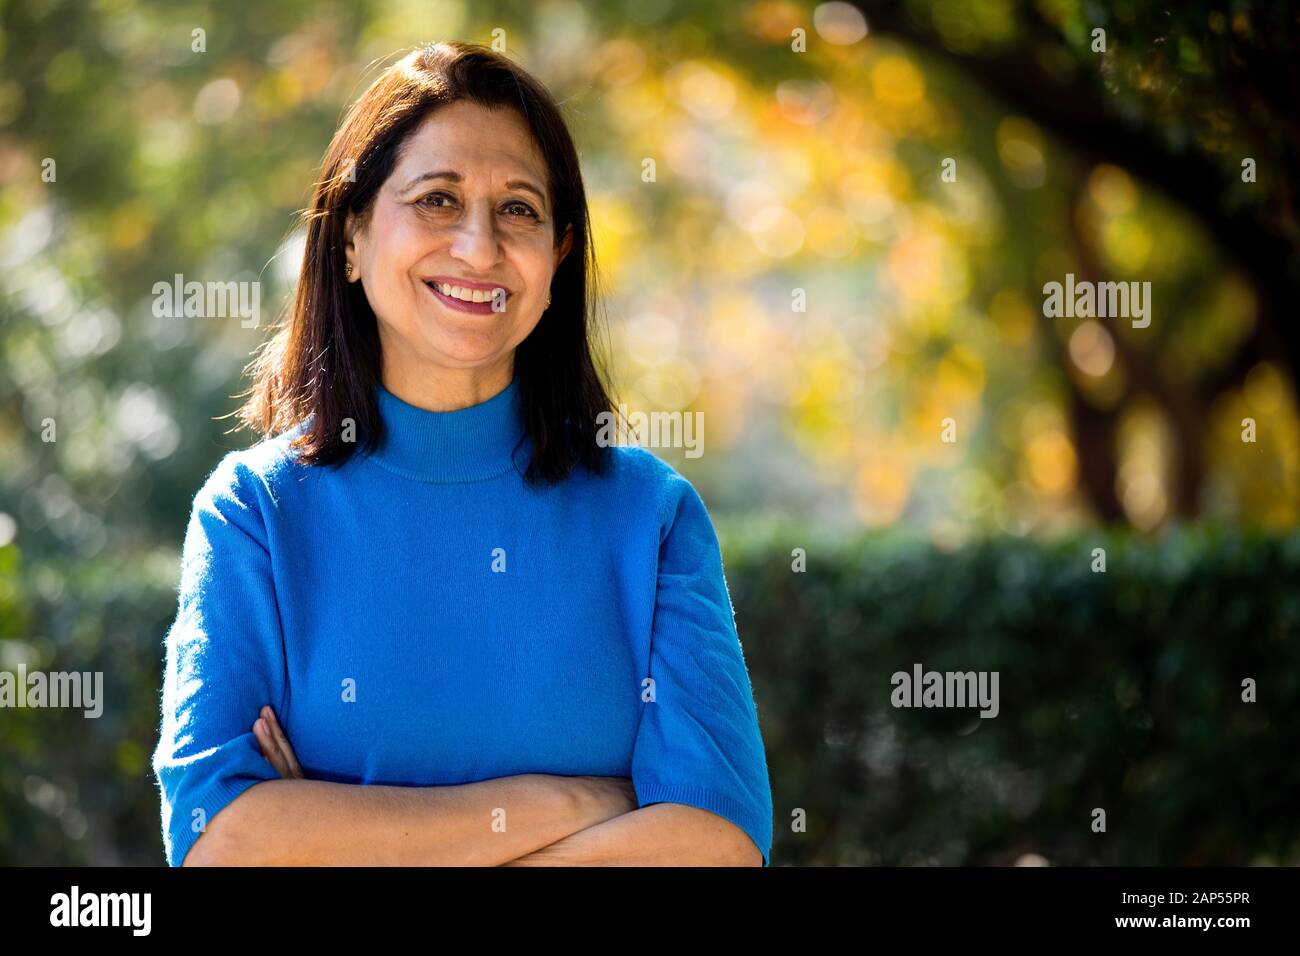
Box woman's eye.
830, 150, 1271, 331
503, 201, 540, 219
415, 193, 537, 219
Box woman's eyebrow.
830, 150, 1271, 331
401, 169, 547, 207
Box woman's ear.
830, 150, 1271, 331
555, 222, 574, 268
343, 209, 361, 281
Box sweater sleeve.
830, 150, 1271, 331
151, 453, 287, 866
630, 473, 774, 866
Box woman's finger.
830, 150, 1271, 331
263, 707, 305, 779
253, 717, 286, 774
253, 717, 291, 777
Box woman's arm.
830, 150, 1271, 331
496, 477, 775, 868
610, 473, 775, 865
499, 803, 763, 866
182, 771, 635, 867
183, 707, 638, 866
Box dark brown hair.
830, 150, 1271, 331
235, 41, 613, 485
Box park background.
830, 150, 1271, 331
1, 0, 1298, 864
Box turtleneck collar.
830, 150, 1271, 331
361, 374, 529, 484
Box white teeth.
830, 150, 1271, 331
432, 281, 502, 304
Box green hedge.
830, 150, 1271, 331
2, 525, 1298, 864
718, 521, 1300, 865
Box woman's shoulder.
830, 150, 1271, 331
598, 442, 689, 487
190, 423, 311, 519
590, 444, 713, 527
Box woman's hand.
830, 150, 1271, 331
253, 705, 305, 779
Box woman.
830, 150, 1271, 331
152, 41, 773, 866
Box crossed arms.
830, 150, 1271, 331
180, 706, 762, 867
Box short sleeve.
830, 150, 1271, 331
151, 454, 287, 866
631, 475, 774, 865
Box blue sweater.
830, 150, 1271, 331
152, 373, 773, 866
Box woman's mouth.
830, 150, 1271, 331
424, 279, 510, 315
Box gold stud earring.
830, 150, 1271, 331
545, 292, 552, 308
345, 263, 354, 279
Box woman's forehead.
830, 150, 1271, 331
394, 102, 548, 187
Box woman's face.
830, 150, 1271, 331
345, 99, 572, 381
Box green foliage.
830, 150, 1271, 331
719, 522, 1300, 865
0, 542, 179, 865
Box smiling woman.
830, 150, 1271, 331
343, 99, 568, 398
150, 41, 774, 868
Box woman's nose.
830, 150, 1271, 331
447, 202, 503, 271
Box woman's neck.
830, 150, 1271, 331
380, 354, 515, 412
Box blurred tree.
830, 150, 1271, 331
863, 0, 1300, 519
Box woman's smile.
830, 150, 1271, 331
423, 275, 513, 315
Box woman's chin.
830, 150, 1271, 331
420, 329, 514, 368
